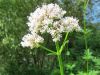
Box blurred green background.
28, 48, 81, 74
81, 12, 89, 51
0, 0, 100, 75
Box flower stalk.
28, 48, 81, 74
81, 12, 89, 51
56, 42, 64, 75
57, 54, 64, 75
56, 32, 69, 75
83, 0, 90, 74
39, 44, 57, 55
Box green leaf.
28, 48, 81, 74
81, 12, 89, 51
65, 63, 76, 71
83, 49, 93, 60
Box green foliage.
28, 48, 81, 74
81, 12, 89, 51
83, 49, 93, 60
0, 0, 56, 75
78, 70, 99, 75
51, 68, 60, 75
65, 63, 76, 71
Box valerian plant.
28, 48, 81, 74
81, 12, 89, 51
77, 0, 100, 75
21, 3, 81, 75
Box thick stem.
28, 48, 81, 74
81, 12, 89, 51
57, 54, 64, 75
55, 32, 69, 75
55, 42, 64, 75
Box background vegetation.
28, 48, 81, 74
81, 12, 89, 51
0, 0, 100, 75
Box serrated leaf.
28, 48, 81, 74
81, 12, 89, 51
83, 49, 93, 60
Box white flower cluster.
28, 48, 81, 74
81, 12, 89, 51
21, 33, 44, 48
21, 3, 81, 48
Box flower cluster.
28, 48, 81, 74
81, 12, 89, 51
21, 33, 44, 48
21, 3, 81, 48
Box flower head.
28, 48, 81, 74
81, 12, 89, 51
21, 3, 81, 48
21, 33, 44, 48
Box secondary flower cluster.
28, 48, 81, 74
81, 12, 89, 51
21, 33, 44, 48
21, 3, 81, 48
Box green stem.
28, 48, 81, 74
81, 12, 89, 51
57, 54, 64, 75
83, 0, 90, 74
39, 44, 56, 54
64, 32, 69, 43
55, 41, 60, 50
87, 60, 89, 74
59, 32, 69, 54
55, 42, 64, 75
83, 0, 89, 49
55, 33, 69, 75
